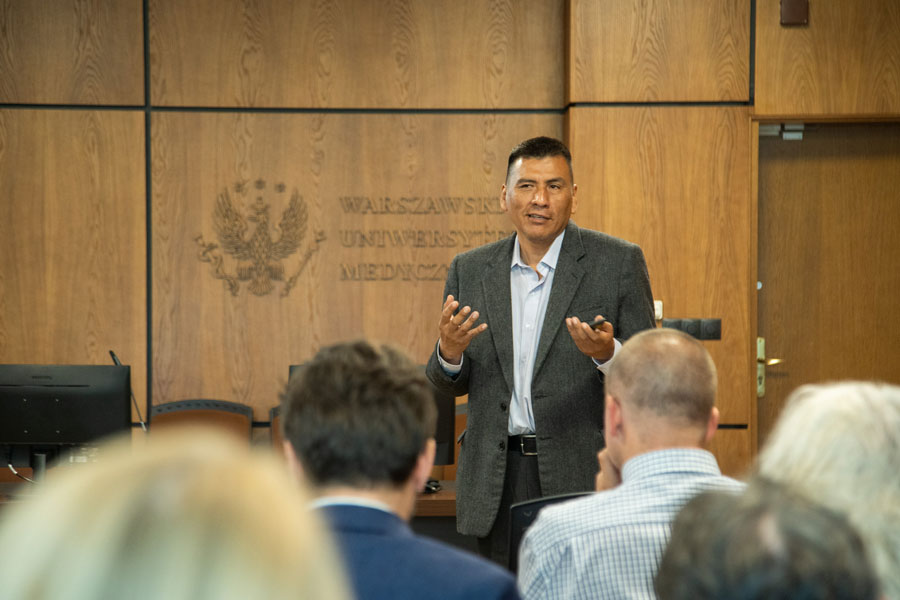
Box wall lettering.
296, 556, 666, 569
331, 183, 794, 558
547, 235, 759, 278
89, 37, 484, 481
338, 196, 505, 215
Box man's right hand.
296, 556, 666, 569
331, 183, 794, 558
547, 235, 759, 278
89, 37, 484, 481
438, 294, 487, 365
595, 449, 622, 491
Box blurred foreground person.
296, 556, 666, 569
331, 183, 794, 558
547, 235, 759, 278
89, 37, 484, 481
0, 427, 351, 600
655, 478, 880, 600
756, 382, 900, 600
282, 339, 520, 600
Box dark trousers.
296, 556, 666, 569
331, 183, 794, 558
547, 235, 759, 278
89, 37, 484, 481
476, 444, 542, 569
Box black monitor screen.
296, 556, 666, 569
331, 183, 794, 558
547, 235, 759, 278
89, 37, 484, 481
288, 364, 456, 466
0, 364, 131, 465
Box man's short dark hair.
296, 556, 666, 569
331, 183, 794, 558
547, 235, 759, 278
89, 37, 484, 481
506, 136, 573, 183
281, 340, 437, 489
655, 478, 880, 600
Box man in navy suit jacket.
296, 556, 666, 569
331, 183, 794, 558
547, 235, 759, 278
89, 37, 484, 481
281, 340, 520, 600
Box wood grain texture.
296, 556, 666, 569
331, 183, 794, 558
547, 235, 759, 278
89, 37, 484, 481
149, 0, 565, 108
757, 124, 900, 443
755, 0, 900, 117
0, 0, 143, 105
707, 428, 752, 478
569, 106, 753, 424
0, 109, 147, 419
570, 0, 750, 102
151, 112, 562, 418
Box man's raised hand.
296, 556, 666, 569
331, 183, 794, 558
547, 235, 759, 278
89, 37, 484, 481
438, 295, 488, 365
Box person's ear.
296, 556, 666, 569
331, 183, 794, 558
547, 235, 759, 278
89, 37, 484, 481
499, 184, 509, 212
702, 406, 720, 445
412, 438, 437, 492
282, 440, 304, 482
605, 393, 623, 437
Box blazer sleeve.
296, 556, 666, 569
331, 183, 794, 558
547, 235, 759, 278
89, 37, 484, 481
616, 244, 656, 340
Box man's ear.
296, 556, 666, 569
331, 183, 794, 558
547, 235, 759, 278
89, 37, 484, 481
605, 393, 623, 439
499, 184, 509, 212
702, 406, 720, 445
282, 440, 304, 481
411, 438, 437, 492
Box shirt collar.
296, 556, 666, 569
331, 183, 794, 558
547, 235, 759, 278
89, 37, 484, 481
621, 447, 722, 482
511, 229, 566, 272
309, 495, 394, 515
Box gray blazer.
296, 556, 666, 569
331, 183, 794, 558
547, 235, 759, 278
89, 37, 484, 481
426, 221, 655, 536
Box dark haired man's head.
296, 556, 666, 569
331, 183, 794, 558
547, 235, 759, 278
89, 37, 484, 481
655, 479, 880, 600
506, 136, 573, 184
281, 340, 436, 491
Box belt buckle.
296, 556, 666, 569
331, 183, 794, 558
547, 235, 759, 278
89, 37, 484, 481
520, 434, 537, 456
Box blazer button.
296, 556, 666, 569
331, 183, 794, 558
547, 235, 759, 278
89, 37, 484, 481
498, 441, 505, 451
500, 402, 507, 411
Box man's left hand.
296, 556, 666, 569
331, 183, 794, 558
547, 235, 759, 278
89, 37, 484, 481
565, 315, 615, 361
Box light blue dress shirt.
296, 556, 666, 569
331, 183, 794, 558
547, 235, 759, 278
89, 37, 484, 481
506, 231, 564, 434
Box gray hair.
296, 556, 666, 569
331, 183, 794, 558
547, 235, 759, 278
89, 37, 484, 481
757, 382, 900, 600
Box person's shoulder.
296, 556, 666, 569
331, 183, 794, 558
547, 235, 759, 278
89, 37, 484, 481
409, 533, 518, 594
709, 474, 747, 493
453, 234, 514, 265
524, 493, 605, 549
573, 224, 641, 252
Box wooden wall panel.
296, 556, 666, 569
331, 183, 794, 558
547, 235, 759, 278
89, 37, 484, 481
570, 0, 750, 102
149, 0, 565, 109
569, 106, 753, 424
0, 109, 147, 419
755, 0, 900, 117
0, 0, 143, 105
151, 112, 562, 418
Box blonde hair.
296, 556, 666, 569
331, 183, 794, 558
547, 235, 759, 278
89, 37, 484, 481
0, 427, 351, 600
757, 382, 900, 600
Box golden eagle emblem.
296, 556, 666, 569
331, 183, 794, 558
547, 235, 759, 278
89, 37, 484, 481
196, 180, 325, 297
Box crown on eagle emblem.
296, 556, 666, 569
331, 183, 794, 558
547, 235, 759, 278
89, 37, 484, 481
195, 179, 325, 297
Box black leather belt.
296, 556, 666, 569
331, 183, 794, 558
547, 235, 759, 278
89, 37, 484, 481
508, 434, 538, 456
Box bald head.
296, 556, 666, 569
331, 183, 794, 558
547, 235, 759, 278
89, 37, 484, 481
606, 328, 717, 427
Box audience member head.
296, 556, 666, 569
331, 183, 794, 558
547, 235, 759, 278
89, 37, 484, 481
281, 340, 437, 517
603, 328, 719, 466
0, 427, 350, 600
506, 136, 574, 184
655, 478, 880, 600
757, 381, 900, 599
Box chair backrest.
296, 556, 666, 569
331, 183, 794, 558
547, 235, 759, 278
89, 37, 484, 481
269, 405, 282, 450
150, 399, 254, 441
508, 492, 593, 572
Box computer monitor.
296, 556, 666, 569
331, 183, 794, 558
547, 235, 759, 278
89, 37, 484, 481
0, 364, 131, 476
287, 364, 456, 466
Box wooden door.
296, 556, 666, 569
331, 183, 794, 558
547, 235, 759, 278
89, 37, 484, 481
757, 123, 900, 444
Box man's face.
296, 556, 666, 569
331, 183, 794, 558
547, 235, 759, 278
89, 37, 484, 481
500, 155, 577, 250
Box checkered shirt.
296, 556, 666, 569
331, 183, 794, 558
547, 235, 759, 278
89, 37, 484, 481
517, 448, 744, 600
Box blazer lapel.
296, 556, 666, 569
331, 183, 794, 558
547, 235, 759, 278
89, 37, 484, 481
533, 222, 585, 378
481, 237, 516, 395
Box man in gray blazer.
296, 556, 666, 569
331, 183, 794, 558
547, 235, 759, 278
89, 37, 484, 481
426, 136, 655, 565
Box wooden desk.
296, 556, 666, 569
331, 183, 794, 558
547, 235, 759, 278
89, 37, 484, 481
415, 479, 456, 517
